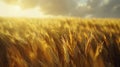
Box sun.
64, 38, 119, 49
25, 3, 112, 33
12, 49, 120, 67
0, 1, 45, 17
12, 5, 45, 17
21, 7, 45, 17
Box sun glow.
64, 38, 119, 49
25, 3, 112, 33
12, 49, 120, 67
0, 2, 45, 17
13, 5, 21, 11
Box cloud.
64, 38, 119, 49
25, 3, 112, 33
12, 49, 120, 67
37, 0, 77, 15
2, 0, 77, 15
94, 0, 120, 17
1, 0, 120, 18
2, 0, 18, 4
73, 0, 120, 18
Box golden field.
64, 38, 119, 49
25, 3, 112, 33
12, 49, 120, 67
0, 17, 120, 67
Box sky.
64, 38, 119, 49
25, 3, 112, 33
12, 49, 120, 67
0, 0, 120, 18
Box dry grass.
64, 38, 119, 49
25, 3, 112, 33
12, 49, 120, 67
0, 17, 120, 67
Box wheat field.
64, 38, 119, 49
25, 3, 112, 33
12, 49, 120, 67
0, 17, 120, 67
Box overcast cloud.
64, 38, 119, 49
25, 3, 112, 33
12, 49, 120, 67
1, 0, 120, 18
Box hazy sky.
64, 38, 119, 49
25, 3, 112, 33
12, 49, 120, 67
0, 0, 120, 18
